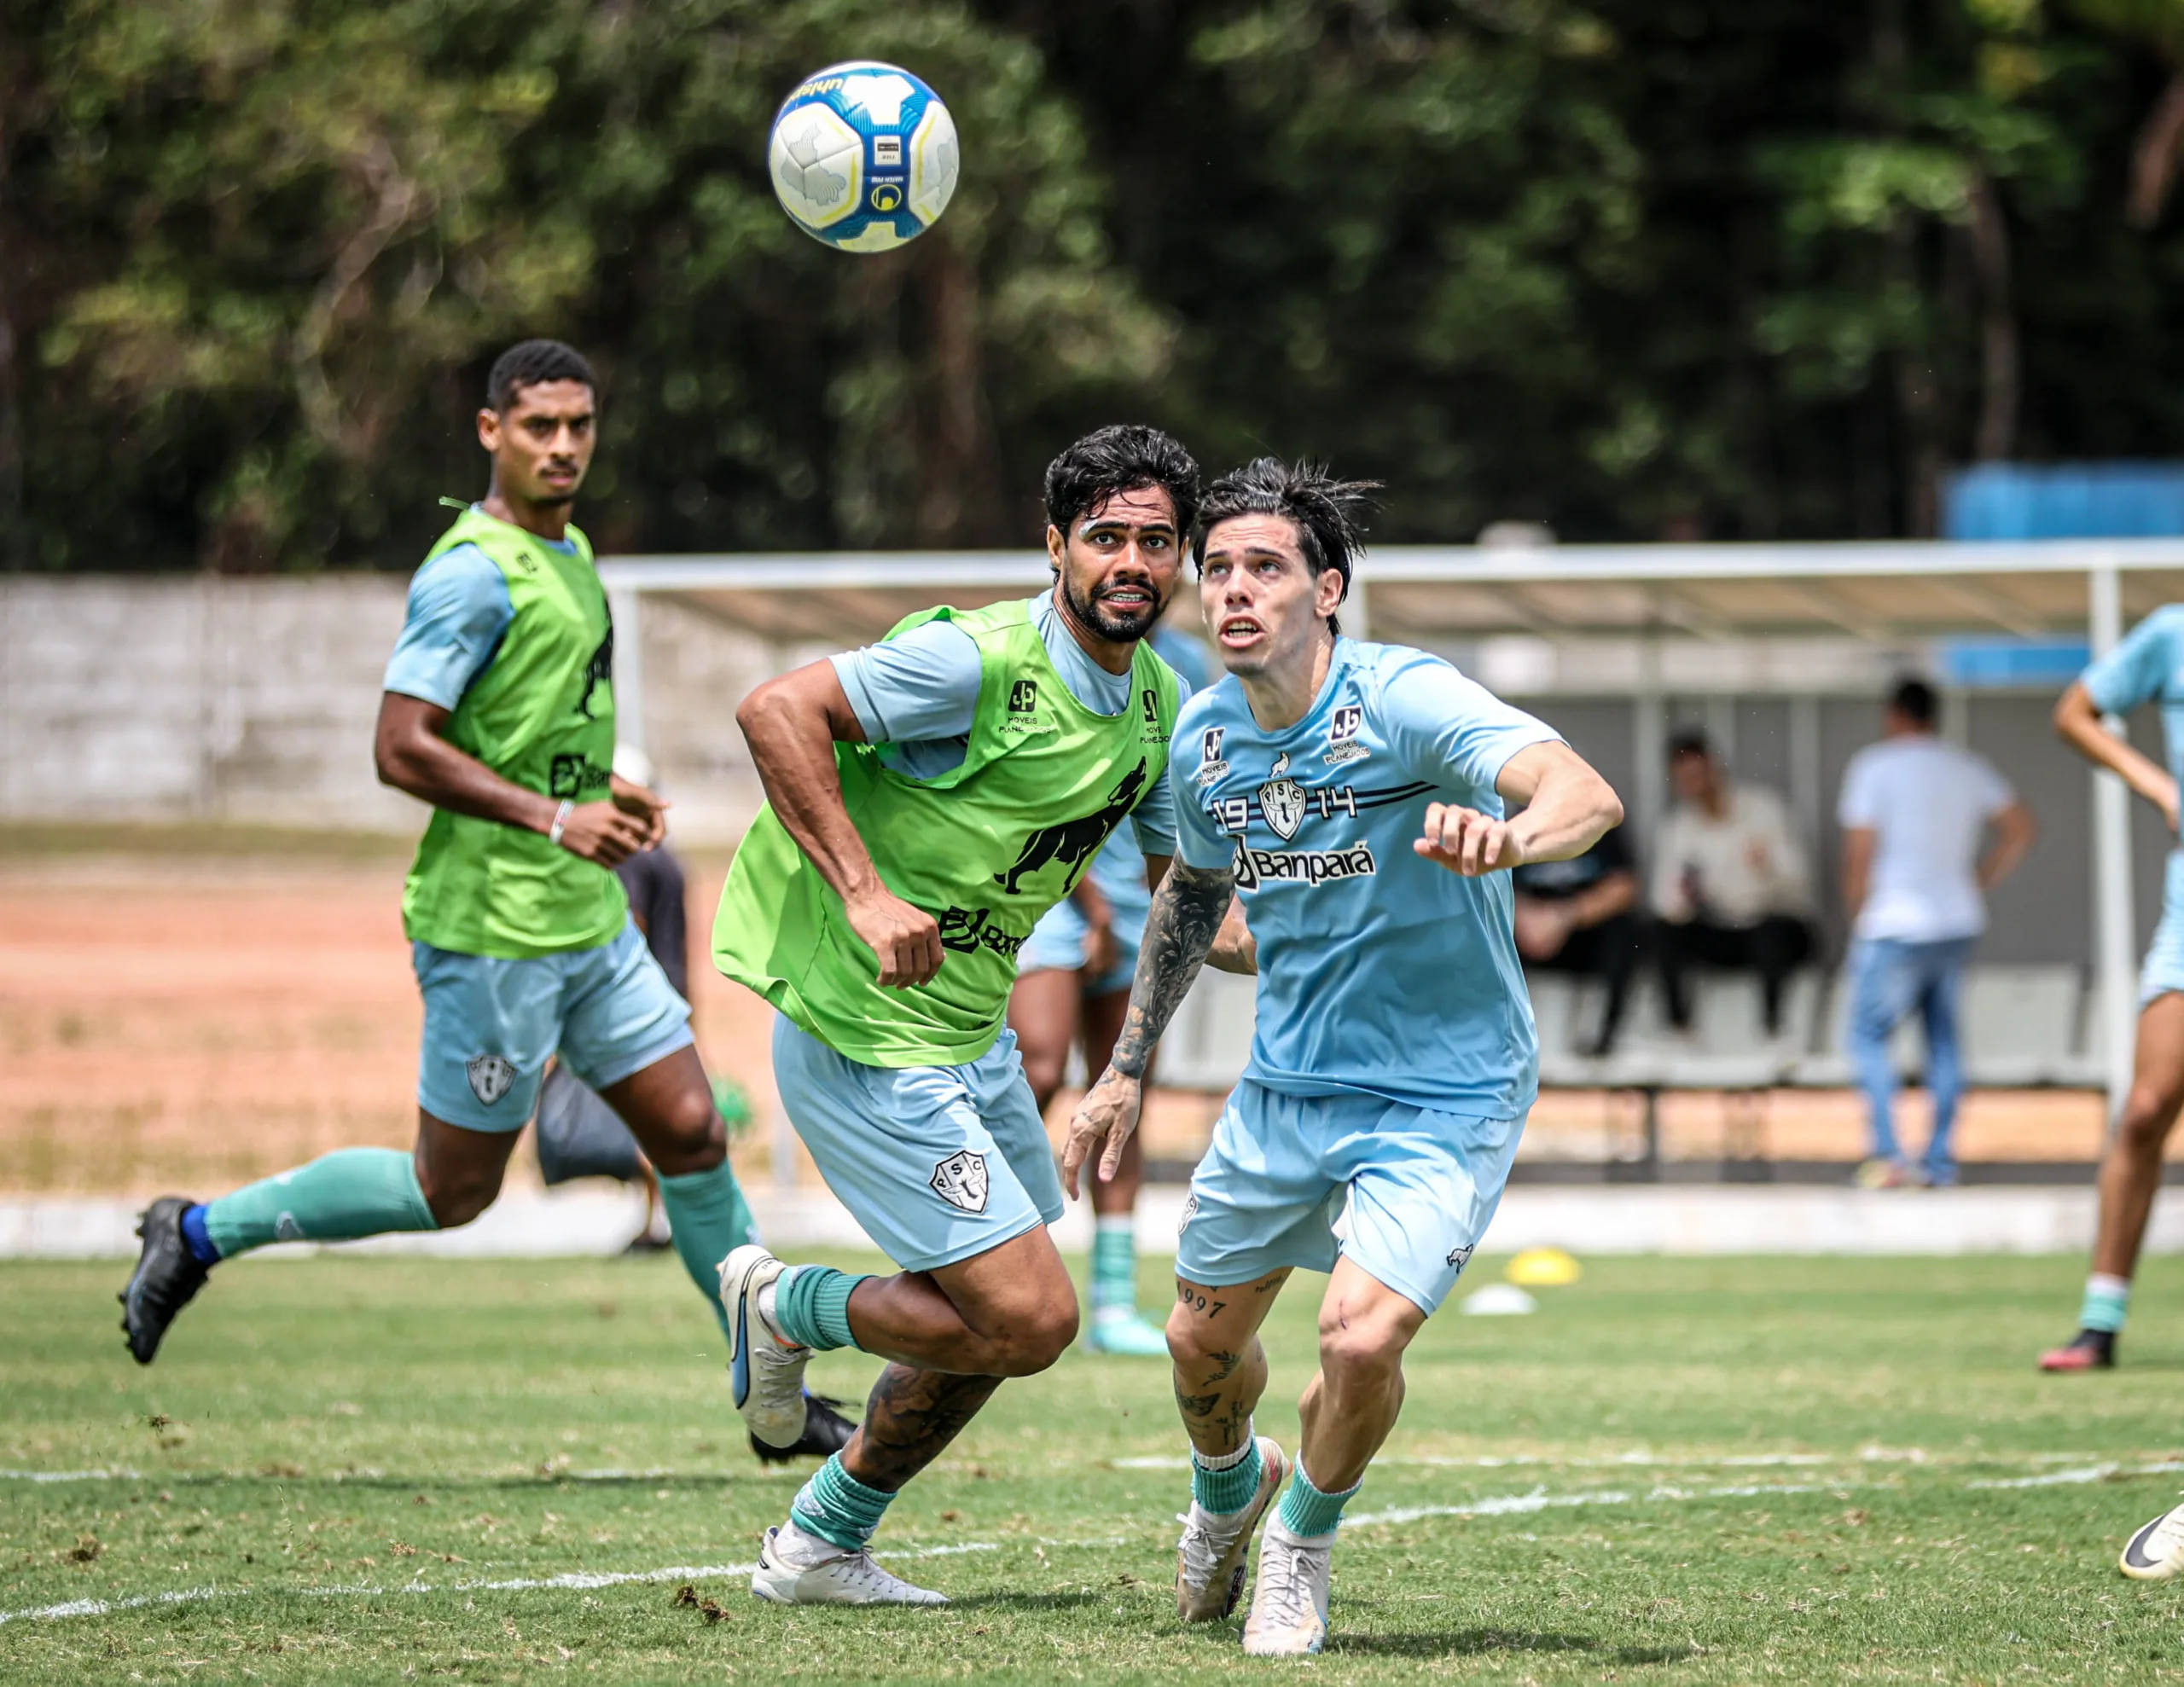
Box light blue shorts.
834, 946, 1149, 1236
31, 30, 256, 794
413, 920, 694, 1131
1018, 898, 1139, 997
770, 1015, 1065, 1272
2144, 854, 2184, 1005
1176, 1081, 1525, 1315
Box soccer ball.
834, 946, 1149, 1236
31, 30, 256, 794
767, 61, 959, 253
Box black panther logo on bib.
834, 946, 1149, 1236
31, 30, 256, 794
994, 759, 1148, 896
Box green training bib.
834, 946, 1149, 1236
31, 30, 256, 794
713, 599, 1179, 1067
400, 507, 628, 959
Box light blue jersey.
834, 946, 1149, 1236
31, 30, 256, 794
1171, 639, 1561, 1118
2083, 605, 2184, 1001
381, 530, 577, 709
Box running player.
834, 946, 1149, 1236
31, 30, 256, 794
1065, 458, 1622, 1655
1008, 610, 1217, 1356
712, 426, 1237, 1606
118, 339, 849, 1458
2040, 608, 2184, 1371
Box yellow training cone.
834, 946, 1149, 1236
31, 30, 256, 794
1506, 1247, 1582, 1288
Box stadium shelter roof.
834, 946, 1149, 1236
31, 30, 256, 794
599, 538, 2184, 1118
598, 537, 2184, 646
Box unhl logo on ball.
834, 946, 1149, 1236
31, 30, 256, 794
869, 183, 903, 212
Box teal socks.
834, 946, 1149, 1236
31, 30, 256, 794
774, 1264, 868, 1352
656, 1162, 758, 1342
2082, 1272, 2131, 1335
1090, 1216, 1137, 1313
201, 1148, 437, 1258
1277, 1460, 1361, 1540
1192, 1431, 1264, 1516
791, 1453, 897, 1551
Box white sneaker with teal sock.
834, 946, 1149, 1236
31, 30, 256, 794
718, 1244, 809, 1448
750, 1520, 947, 1607
1176, 1435, 1287, 1621
1086, 1216, 1165, 1354
1242, 1516, 1333, 1656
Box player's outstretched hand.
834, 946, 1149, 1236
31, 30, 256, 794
609, 774, 671, 849
1063, 1067, 1143, 1201
1414, 802, 1526, 876
556, 800, 654, 867
845, 887, 944, 988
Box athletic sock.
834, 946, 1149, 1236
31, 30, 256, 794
789, 1452, 896, 1552
179, 1203, 221, 1265
1090, 1216, 1137, 1317
2082, 1272, 2132, 1336
655, 1161, 758, 1343
200, 1148, 436, 1258
1277, 1459, 1361, 1541
772, 1264, 869, 1353
1192, 1427, 1263, 1516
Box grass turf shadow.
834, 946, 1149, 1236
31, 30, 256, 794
1327, 1628, 1699, 1664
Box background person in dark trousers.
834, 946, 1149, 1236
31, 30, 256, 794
1651, 731, 1816, 1037
1513, 824, 1642, 1055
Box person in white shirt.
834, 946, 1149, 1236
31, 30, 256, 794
1652, 731, 1816, 1036
1838, 679, 2035, 1188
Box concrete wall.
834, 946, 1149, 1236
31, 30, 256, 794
0, 577, 781, 844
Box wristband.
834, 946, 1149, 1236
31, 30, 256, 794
549, 799, 574, 848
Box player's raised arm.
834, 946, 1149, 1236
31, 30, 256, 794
1063, 856, 1236, 1197
1414, 739, 1623, 877
735, 659, 944, 988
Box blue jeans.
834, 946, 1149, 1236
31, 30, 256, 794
1847, 936, 1976, 1176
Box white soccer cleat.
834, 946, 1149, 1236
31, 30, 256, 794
2123, 1498, 2184, 1579
1176, 1435, 1287, 1622
749, 1522, 949, 1606
719, 1244, 810, 1449
1241, 1516, 1333, 1656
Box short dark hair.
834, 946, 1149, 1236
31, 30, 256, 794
487, 339, 597, 413
1193, 458, 1380, 635
1891, 676, 1938, 726
1668, 728, 1713, 762
1043, 425, 1200, 542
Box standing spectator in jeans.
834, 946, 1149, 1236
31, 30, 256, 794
1652, 731, 1816, 1037
1513, 825, 1643, 1055
1838, 680, 2036, 1189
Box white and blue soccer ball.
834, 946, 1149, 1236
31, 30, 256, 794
767, 61, 959, 254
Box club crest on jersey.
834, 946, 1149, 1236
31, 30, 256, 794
1446, 1242, 1476, 1272
929, 1150, 990, 1215
466, 1054, 516, 1106
1258, 751, 1309, 841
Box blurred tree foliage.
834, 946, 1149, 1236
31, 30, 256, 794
3, 0, 2183, 570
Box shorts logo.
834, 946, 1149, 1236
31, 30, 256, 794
467, 1054, 517, 1106
1446, 1243, 1475, 1272
1177, 1190, 1199, 1237
275, 1212, 305, 1243
1258, 751, 1309, 841
930, 1150, 990, 1215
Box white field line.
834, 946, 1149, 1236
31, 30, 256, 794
0, 1470, 143, 1483
1968, 1460, 2184, 1490
0, 1541, 1004, 1626
1115, 1446, 2030, 1474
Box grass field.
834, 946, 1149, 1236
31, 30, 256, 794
7, 1252, 2184, 1684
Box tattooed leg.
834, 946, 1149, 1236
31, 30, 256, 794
1165, 1269, 1290, 1458
840, 1364, 1007, 1493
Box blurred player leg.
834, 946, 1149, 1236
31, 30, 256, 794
2042, 992, 2184, 1370
1079, 982, 1167, 1354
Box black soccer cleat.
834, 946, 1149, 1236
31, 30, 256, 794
2037, 1328, 2117, 1372
749, 1391, 858, 1464
119, 1196, 211, 1365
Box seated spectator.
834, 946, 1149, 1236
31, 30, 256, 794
1652, 730, 1816, 1037
1838, 678, 2035, 1189
1513, 823, 1643, 1055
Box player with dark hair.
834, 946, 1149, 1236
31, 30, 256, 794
118, 338, 851, 1458
710, 424, 1250, 1606
1066, 456, 1622, 1655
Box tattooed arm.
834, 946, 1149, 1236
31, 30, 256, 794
1060, 858, 1235, 1198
